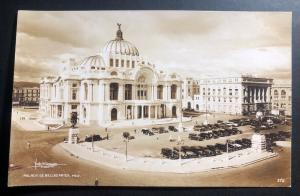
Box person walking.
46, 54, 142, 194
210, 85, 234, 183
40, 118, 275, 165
94, 178, 99, 186
26, 141, 31, 149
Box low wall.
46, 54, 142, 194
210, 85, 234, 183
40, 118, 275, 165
59, 142, 277, 173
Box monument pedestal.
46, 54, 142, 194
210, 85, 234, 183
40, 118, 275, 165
251, 133, 266, 153
68, 128, 79, 144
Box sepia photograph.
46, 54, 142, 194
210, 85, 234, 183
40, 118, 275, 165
8, 10, 292, 187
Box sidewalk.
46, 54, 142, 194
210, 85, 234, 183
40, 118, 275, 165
59, 142, 278, 173
100, 117, 192, 128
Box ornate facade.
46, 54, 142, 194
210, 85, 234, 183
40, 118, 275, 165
39, 24, 182, 125
183, 75, 273, 115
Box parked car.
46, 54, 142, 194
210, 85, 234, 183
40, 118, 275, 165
159, 127, 169, 133
141, 128, 154, 136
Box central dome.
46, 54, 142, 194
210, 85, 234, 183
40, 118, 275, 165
102, 24, 139, 56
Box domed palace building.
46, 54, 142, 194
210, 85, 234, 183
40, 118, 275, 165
39, 24, 183, 126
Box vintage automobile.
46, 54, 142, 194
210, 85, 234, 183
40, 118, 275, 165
141, 128, 154, 136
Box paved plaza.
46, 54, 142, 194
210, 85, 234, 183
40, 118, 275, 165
8, 108, 291, 186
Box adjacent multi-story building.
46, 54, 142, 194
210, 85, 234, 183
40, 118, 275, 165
271, 80, 291, 116
39, 24, 183, 125
183, 75, 273, 115
12, 87, 40, 106
182, 77, 200, 109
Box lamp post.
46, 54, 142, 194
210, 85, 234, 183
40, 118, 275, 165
123, 132, 130, 161
124, 138, 128, 161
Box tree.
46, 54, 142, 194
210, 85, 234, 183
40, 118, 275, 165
123, 132, 130, 139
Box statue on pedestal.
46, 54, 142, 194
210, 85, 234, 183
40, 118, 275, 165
70, 112, 78, 128
69, 112, 79, 144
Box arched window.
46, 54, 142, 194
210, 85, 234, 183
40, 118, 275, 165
136, 76, 148, 100
110, 83, 119, 100
172, 106, 177, 117
125, 84, 132, 100
171, 84, 177, 99
111, 71, 118, 76
274, 90, 278, 99
187, 102, 191, 109
126, 105, 132, 119
157, 85, 163, 99
281, 90, 286, 99
111, 108, 117, 121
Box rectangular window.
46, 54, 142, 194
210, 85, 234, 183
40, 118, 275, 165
115, 59, 119, 67
121, 60, 124, 67
71, 105, 77, 110
125, 84, 132, 100
157, 85, 163, 99
72, 90, 77, 100
126, 60, 130, 67
110, 58, 113, 67
235, 89, 238, 95
132, 61, 135, 68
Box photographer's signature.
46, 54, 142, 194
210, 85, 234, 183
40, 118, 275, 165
31, 161, 66, 169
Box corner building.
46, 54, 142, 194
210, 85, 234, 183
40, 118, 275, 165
190, 75, 273, 115
39, 24, 182, 125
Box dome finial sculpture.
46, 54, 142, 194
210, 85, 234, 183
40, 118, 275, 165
116, 23, 123, 40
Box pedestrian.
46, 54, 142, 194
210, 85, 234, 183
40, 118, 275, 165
26, 141, 31, 149
134, 129, 136, 134
94, 178, 99, 186
107, 133, 109, 140
47, 126, 49, 131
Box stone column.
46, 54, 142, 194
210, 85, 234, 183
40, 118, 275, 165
148, 105, 151, 119
154, 85, 157, 100
264, 87, 267, 102
246, 87, 249, 104
102, 83, 106, 101
132, 84, 136, 100
88, 83, 92, 102
266, 87, 270, 103
155, 105, 158, 119
118, 83, 124, 101
249, 87, 251, 103
258, 88, 261, 103
251, 87, 254, 103
106, 83, 110, 101
254, 87, 257, 103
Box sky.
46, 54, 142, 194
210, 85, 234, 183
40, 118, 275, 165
14, 11, 291, 82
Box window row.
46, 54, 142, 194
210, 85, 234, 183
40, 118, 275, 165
109, 58, 135, 68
